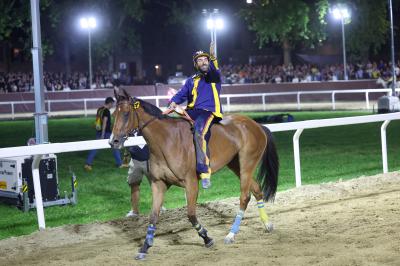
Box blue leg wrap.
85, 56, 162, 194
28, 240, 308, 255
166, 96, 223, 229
145, 224, 156, 246
230, 210, 244, 234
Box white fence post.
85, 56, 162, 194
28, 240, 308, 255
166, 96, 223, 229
32, 154, 46, 230
156, 97, 160, 108
47, 100, 51, 115
332, 91, 336, 110
381, 120, 390, 173
11, 102, 15, 120
293, 128, 304, 187
297, 92, 301, 110
262, 94, 266, 111
227, 96, 231, 112
84, 99, 87, 117
365, 92, 370, 110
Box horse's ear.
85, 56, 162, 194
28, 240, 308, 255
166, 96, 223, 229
123, 89, 130, 100
114, 87, 120, 101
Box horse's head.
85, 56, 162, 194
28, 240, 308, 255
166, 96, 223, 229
109, 88, 141, 149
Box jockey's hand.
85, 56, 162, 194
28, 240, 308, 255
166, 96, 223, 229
210, 41, 215, 58
168, 101, 177, 110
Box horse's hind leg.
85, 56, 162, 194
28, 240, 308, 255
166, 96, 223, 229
135, 181, 167, 260
250, 180, 273, 232
186, 177, 214, 248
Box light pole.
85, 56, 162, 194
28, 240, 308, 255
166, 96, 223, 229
376, 0, 399, 113
203, 9, 224, 57
80, 17, 96, 89
332, 5, 351, 80
388, 0, 396, 96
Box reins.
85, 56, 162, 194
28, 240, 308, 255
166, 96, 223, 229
162, 106, 194, 124
117, 97, 194, 140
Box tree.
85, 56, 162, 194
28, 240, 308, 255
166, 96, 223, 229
240, 0, 329, 65
0, 0, 145, 72
0, 0, 53, 71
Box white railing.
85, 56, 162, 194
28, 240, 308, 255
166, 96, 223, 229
1, 88, 399, 119
221, 88, 400, 112
264, 112, 400, 188
0, 112, 399, 230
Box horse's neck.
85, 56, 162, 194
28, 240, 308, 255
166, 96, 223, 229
139, 114, 170, 148
140, 116, 190, 153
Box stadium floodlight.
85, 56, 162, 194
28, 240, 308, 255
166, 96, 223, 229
216, 18, 224, 30
331, 5, 351, 80
79, 16, 97, 89
332, 7, 350, 20
246, 0, 253, 4
207, 19, 214, 30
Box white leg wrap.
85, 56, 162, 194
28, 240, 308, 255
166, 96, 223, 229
224, 232, 235, 244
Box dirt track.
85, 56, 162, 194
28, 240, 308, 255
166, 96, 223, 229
1, 172, 399, 266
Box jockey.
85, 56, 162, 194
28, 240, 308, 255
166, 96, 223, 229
168, 42, 222, 189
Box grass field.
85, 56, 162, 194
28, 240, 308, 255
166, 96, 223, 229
0, 110, 399, 240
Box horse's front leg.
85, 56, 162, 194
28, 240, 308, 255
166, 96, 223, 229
224, 174, 252, 244
186, 177, 214, 248
135, 181, 167, 260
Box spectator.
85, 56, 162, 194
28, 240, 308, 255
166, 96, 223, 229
84, 97, 123, 170
125, 135, 151, 217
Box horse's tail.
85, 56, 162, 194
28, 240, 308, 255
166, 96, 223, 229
257, 126, 279, 202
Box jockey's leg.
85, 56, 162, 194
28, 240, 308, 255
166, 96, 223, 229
192, 111, 215, 189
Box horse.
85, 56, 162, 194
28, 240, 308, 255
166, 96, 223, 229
109, 89, 279, 260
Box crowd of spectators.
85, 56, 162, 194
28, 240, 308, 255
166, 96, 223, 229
0, 71, 116, 93
1, 61, 399, 93
220, 60, 400, 84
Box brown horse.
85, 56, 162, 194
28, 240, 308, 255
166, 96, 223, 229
109, 89, 279, 260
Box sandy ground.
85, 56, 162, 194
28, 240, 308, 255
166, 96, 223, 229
0, 172, 399, 266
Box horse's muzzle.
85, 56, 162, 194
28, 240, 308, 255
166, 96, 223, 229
108, 133, 124, 149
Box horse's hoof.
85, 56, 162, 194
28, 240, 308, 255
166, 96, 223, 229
265, 222, 274, 233
205, 238, 214, 248
135, 253, 147, 260
224, 232, 235, 244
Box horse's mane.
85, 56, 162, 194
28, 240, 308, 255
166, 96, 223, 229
117, 94, 187, 121
136, 98, 168, 119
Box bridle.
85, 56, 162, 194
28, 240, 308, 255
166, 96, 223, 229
116, 98, 157, 140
